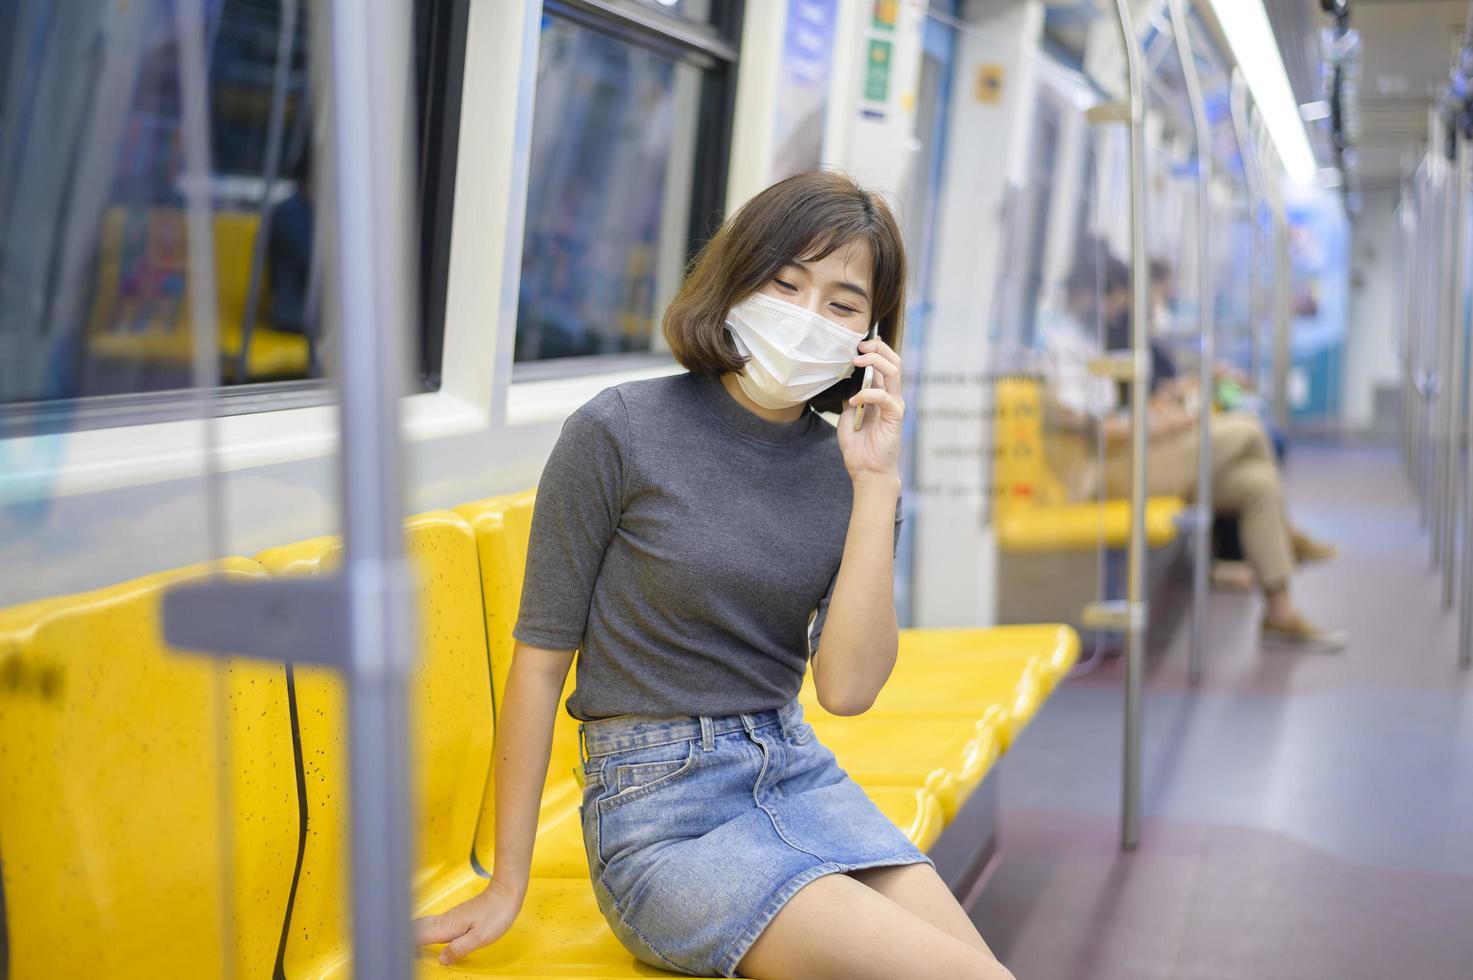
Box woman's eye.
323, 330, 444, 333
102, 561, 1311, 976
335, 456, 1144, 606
774, 279, 797, 292
831, 303, 858, 315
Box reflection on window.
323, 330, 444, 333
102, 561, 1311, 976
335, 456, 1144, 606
0, 0, 451, 411
630, 0, 713, 26
515, 15, 708, 364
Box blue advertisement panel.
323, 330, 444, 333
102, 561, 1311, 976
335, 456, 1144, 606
772, 0, 838, 180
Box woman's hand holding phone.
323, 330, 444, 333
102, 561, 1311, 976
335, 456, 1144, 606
839, 331, 904, 483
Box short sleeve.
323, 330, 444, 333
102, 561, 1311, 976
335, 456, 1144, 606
512, 389, 629, 652
807, 495, 904, 657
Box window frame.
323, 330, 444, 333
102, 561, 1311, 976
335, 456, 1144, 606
0, 0, 471, 437
508, 0, 743, 379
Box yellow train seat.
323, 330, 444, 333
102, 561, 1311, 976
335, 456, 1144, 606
255, 512, 496, 975
802, 625, 1077, 738
86, 207, 311, 382
0, 560, 298, 978
454, 490, 588, 880
0, 493, 1080, 977
801, 624, 1080, 819
993, 376, 1183, 551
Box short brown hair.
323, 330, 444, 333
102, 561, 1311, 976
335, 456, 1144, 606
663, 170, 907, 416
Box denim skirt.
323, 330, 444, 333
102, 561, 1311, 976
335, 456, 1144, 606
577, 699, 931, 977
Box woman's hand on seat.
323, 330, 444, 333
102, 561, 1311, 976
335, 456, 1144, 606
414, 875, 525, 965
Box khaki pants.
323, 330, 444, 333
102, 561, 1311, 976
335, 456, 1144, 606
1102, 413, 1295, 591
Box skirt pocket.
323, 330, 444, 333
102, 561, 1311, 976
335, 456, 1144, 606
594, 738, 703, 870
598, 739, 700, 813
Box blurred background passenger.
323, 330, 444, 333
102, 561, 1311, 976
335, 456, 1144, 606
1037, 247, 1342, 649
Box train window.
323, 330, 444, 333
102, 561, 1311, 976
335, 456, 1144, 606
512, 1, 739, 370
0, 0, 464, 430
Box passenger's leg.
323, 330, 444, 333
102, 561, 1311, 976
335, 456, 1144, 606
1211, 413, 1337, 560
847, 863, 994, 955
1212, 458, 1294, 595
1209, 412, 1276, 474
735, 872, 1013, 980
1214, 457, 1344, 648
1103, 430, 1198, 498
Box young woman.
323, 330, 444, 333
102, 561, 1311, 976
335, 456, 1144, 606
415, 171, 1014, 979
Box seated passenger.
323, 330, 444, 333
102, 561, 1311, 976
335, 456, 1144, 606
415, 171, 1015, 979
1036, 249, 1343, 651
1125, 258, 1288, 463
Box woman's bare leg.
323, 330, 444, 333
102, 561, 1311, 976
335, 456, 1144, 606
736, 872, 1013, 980
847, 863, 996, 956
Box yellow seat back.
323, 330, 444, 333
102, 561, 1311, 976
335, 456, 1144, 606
256, 512, 494, 973
0, 560, 298, 978
993, 377, 1069, 510
455, 489, 583, 874
455, 488, 538, 710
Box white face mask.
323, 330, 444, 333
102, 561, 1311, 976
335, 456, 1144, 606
724, 292, 865, 409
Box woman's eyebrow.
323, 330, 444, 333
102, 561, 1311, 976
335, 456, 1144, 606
789, 259, 869, 301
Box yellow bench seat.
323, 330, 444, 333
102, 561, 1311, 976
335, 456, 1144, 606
417, 877, 672, 978
802, 626, 1078, 732
992, 377, 1185, 553
0, 561, 299, 978
0, 479, 1079, 977
799, 625, 1080, 819
995, 497, 1185, 552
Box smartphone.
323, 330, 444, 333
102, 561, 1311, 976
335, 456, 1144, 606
854, 323, 879, 430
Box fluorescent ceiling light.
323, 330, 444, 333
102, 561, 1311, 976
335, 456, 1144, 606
1207, 0, 1317, 185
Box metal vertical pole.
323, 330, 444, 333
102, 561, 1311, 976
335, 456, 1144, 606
324, 2, 418, 977
1444, 130, 1465, 608
1171, 0, 1212, 683
1432, 112, 1452, 570
1271, 180, 1291, 434
1400, 166, 1420, 483
1417, 152, 1436, 524
1114, 0, 1150, 852
1426, 114, 1444, 537
1458, 138, 1473, 664
1230, 71, 1264, 399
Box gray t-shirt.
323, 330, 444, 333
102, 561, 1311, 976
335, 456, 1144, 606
513, 371, 896, 721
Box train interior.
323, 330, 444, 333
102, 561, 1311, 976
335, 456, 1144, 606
1, 0, 1471, 977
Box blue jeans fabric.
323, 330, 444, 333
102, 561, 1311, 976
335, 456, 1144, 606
578, 699, 931, 977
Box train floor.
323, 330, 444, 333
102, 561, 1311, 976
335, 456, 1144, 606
970, 443, 1473, 980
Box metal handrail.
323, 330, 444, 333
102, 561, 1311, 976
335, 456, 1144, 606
1112, 0, 1151, 853
1458, 137, 1473, 665
1261, 127, 1291, 434
1229, 70, 1265, 405
324, 0, 419, 974
1430, 110, 1452, 571
1170, 0, 1213, 684
1441, 124, 1464, 608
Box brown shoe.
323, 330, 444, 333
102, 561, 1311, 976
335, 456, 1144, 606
1292, 530, 1339, 564
1262, 614, 1347, 652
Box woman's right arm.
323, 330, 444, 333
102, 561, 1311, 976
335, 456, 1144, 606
413, 640, 575, 965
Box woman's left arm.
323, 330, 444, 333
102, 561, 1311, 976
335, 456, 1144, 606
810, 335, 905, 716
